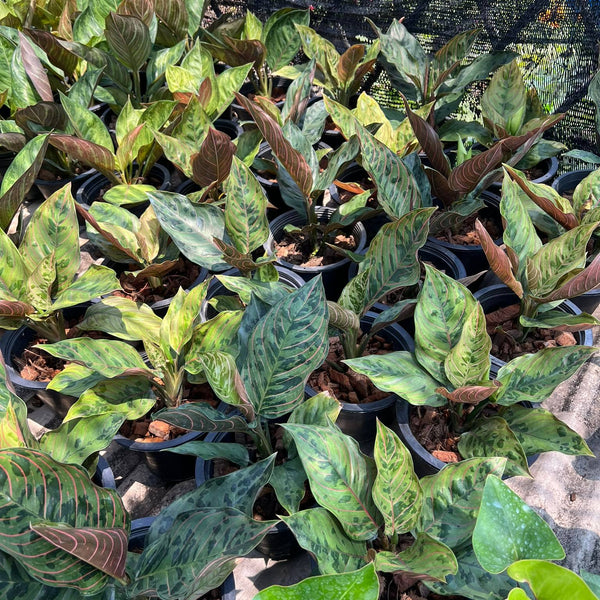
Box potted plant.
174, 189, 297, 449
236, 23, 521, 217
279, 419, 567, 600
344, 265, 595, 477
473, 167, 600, 369
0, 184, 120, 404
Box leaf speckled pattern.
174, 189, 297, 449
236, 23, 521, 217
240, 277, 329, 419
0, 447, 129, 593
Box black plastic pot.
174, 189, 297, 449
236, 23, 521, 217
0, 304, 92, 415
551, 168, 594, 196
327, 162, 390, 242
396, 401, 538, 478
35, 168, 95, 199
489, 156, 559, 192
306, 312, 414, 452
268, 207, 368, 300
93, 455, 116, 489
114, 428, 204, 483
75, 164, 171, 217
214, 118, 243, 140
128, 517, 236, 599
426, 191, 502, 275
200, 266, 305, 321
474, 284, 594, 378
195, 431, 302, 561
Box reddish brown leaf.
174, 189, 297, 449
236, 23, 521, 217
503, 164, 578, 230
403, 96, 450, 177
0, 300, 34, 318
475, 219, 523, 298
426, 168, 459, 207
337, 44, 365, 84
49, 134, 117, 181
24, 29, 79, 77
436, 381, 500, 404
234, 92, 313, 197
449, 142, 506, 194
536, 252, 600, 302
191, 127, 236, 189
18, 32, 53, 102
197, 77, 213, 108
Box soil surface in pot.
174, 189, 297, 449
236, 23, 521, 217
119, 384, 219, 443
485, 303, 577, 362
37, 165, 88, 181
111, 257, 201, 305
410, 405, 462, 464
275, 230, 358, 267
434, 211, 501, 246
308, 334, 393, 404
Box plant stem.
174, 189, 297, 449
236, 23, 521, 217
29, 313, 68, 343
132, 70, 143, 108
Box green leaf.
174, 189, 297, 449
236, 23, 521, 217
240, 277, 329, 419
0, 447, 129, 593
50, 265, 121, 312
60, 92, 114, 152
282, 508, 367, 574
373, 533, 457, 581
166, 441, 249, 466
282, 422, 380, 541
20, 183, 78, 296
357, 126, 422, 218
508, 561, 600, 600
458, 417, 530, 477
154, 0, 189, 46
224, 155, 269, 254
418, 457, 507, 549
444, 303, 491, 387
253, 563, 379, 600
0, 133, 49, 231
473, 475, 564, 574
503, 404, 593, 456
359, 207, 434, 311
373, 421, 422, 536
105, 12, 152, 72
160, 284, 206, 355
344, 351, 446, 407
414, 265, 478, 384
263, 8, 310, 72
77, 296, 162, 342
148, 191, 228, 271
154, 402, 251, 434
130, 507, 275, 600
494, 346, 597, 406
519, 310, 600, 330
103, 183, 156, 206
270, 456, 307, 514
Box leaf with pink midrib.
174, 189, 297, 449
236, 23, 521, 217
32, 524, 128, 582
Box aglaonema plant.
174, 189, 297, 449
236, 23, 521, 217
373, 20, 516, 126
142, 277, 332, 515
280, 420, 566, 600
0, 184, 120, 342
200, 8, 310, 98
475, 167, 600, 333
0, 446, 130, 598
327, 206, 435, 360
344, 265, 595, 477
277, 24, 379, 107
48, 95, 178, 206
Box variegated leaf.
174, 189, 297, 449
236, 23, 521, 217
60, 92, 115, 152
0, 134, 49, 231
449, 142, 506, 194
436, 382, 500, 405
494, 346, 596, 406
148, 191, 228, 271
444, 303, 491, 387
240, 277, 328, 419
414, 265, 478, 383
224, 155, 269, 254
373, 533, 457, 581
49, 134, 117, 181
130, 507, 275, 600
234, 92, 313, 197
0, 448, 129, 593
458, 417, 530, 477
344, 351, 446, 407
327, 301, 360, 332
503, 404, 592, 456
418, 457, 507, 549
357, 125, 422, 218
105, 12, 151, 72
154, 402, 252, 434
373, 421, 422, 536
282, 508, 367, 574
282, 423, 380, 541
519, 310, 600, 331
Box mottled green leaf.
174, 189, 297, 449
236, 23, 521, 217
473, 475, 564, 573
282, 423, 380, 541
253, 563, 379, 600
166, 441, 249, 467
154, 402, 251, 434
373, 420, 422, 536
60, 92, 114, 152
418, 457, 507, 549
458, 417, 530, 477
263, 8, 309, 71
270, 456, 307, 514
